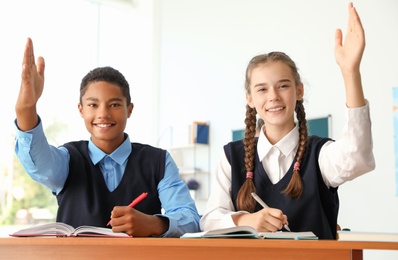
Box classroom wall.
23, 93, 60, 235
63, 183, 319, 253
2, 0, 396, 257
155, 0, 398, 258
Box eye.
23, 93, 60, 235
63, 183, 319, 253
257, 86, 267, 92
110, 103, 122, 108
88, 103, 97, 108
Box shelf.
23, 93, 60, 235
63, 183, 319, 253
168, 143, 210, 203
179, 169, 208, 175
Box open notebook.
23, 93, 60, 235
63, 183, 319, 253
181, 226, 318, 240
9, 222, 130, 238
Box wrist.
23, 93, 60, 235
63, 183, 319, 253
150, 216, 169, 236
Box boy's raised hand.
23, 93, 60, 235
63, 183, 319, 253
16, 38, 45, 131
334, 2, 365, 73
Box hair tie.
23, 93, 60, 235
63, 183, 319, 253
293, 162, 300, 171
246, 172, 253, 179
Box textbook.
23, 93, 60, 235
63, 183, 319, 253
181, 226, 318, 240
9, 222, 131, 238
337, 230, 398, 242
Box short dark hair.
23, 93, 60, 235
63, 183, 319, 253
79, 66, 131, 105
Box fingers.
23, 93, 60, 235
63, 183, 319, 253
340, 2, 364, 41
21, 38, 45, 82
109, 206, 138, 230
283, 214, 289, 228
347, 2, 364, 37
22, 38, 34, 67
110, 207, 157, 237
21, 38, 32, 79
37, 56, 45, 78
334, 29, 343, 48
334, 2, 365, 71
347, 2, 355, 31
257, 208, 287, 232
338, 2, 363, 46
348, 2, 363, 28
268, 209, 287, 230
110, 206, 130, 220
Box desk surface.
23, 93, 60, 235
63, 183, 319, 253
1, 237, 398, 260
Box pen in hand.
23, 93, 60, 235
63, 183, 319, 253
251, 192, 291, 232
107, 192, 148, 226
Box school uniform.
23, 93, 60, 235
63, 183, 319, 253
200, 102, 375, 239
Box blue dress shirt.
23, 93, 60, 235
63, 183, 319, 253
14, 117, 200, 237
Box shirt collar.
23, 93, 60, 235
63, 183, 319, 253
257, 124, 299, 161
88, 134, 132, 165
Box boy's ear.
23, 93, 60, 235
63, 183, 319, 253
127, 103, 134, 118
78, 103, 83, 117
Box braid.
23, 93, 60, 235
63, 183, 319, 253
236, 105, 257, 212
282, 100, 308, 199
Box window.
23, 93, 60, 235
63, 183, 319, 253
0, 0, 155, 231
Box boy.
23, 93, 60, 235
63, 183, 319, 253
14, 38, 200, 237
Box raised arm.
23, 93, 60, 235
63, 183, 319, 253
334, 2, 366, 108
15, 37, 45, 131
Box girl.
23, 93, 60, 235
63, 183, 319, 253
200, 2, 375, 239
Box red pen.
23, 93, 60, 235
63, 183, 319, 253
107, 192, 148, 226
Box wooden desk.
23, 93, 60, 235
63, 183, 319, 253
0, 237, 397, 260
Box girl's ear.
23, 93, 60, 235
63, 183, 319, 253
246, 93, 255, 108
297, 83, 304, 101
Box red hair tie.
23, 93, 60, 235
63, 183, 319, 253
246, 172, 253, 179
294, 162, 300, 171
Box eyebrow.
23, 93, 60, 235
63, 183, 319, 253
84, 97, 124, 102
253, 78, 292, 88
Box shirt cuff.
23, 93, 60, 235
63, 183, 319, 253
345, 99, 370, 122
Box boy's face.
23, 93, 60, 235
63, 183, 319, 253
78, 81, 133, 153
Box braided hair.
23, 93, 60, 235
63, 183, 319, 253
236, 52, 308, 212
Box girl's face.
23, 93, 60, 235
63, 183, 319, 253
78, 81, 133, 153
246, 61, 303, 138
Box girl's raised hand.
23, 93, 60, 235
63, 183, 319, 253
334, 2, 365, 73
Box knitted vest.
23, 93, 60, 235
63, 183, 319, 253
56, 141, 165, 228
225, 136, 339, 239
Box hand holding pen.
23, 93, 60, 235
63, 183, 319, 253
251, 192, 291, 232
107, 192, 148, 226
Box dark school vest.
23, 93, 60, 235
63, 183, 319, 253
56, 141, 165, 228
225, 136, 339, 239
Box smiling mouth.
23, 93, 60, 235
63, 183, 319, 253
94, 123, 113, 128
267, 107, 284, 112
